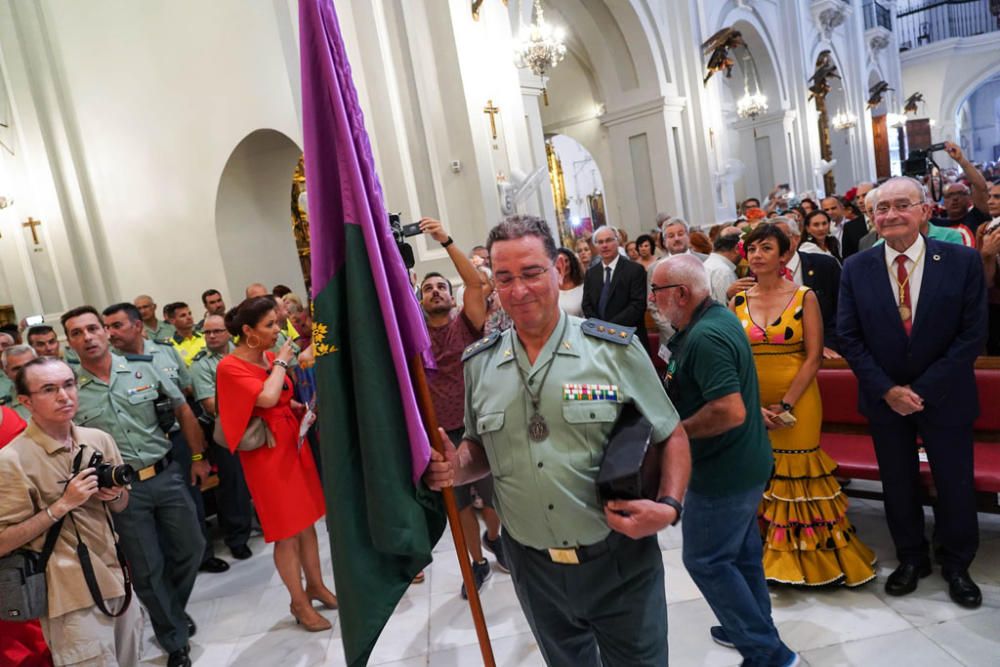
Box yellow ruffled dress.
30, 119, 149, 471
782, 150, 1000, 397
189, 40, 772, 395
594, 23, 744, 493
734, 286, 876, 586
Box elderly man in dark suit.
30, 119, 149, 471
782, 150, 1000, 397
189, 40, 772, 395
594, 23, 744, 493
837, 176, 987, 609
582, 226, 649, 349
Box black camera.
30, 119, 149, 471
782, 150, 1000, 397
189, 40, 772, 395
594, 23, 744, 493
87, 451, 135, 488
902, 142, 946, 178
388, 212, 416, 268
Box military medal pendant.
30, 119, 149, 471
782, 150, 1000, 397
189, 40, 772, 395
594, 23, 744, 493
898, 304, 911, 321
528, 410, 549, 442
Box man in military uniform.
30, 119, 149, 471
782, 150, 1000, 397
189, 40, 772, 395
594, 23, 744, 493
103, 302, 231, 574
190, 314, 253, 560
135, 294, 176, 342
166, 303, 206, 367
26, 325, 64, 359
425, 215, 691, 666
1, 344, 37, 419
195, 289, 226, 333
62, 306, 210, 667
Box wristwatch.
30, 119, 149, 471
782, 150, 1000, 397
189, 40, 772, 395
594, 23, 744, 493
440, 236, 454, 248
780, 401, 794, 413
656, 495, 683, 525
273, 359, 289, 369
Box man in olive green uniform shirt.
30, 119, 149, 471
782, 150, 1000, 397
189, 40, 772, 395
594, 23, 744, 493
135, 294, 177, 342
166, 303, 206, 367
425, 217, 691, 667
1, 344, 37, 420
62, 306, 210, 667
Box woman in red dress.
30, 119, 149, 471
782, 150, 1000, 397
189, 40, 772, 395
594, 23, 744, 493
0, 405, 55, 667
215, 297, 335, 632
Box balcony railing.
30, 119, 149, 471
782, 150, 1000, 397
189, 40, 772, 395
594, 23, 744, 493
896, 0, 1000, 51
863, 1, 893, 31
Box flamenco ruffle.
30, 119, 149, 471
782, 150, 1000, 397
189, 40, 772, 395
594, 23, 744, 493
759, 447, 877, 587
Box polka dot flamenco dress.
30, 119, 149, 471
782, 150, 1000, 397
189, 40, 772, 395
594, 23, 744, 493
734, 286, 876, 586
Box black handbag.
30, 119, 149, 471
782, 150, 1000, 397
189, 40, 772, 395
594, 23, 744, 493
596, 402, 661, 504
0, 515, 63, 621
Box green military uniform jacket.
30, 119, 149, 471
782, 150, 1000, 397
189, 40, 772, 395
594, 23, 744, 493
190, 345, 232, 403
71, 352, 185, 468
0, 374, 31, 421
462, 311, 680, 551
144, 319, 177, 343
143, 339, 192, 393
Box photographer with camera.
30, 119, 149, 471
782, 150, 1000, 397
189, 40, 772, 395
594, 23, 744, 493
61, 306, 208, 667
930, 142, 991, 242
0, 357, 140, 666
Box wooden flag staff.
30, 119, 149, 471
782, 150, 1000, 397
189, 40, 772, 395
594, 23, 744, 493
408, 355, 497, 667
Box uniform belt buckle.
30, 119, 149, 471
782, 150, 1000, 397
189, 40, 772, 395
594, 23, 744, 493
137, 465, 157, 482
547, 548, 580, 565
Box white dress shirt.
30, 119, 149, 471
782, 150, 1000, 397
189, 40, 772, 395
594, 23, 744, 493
884, 234, 926, 320
785, 251, 803, 286
601, 255, 621, 283
830, 218, 845, 244
703, 253, 737, 303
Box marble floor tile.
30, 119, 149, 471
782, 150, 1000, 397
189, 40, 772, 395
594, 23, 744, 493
665, 598, 744, 667
801, 628, 963, 666
427, 579, 531, 652
662, 548, 704, 604
769, 585, 913, 652
918, 610, 1000, 665
428, 631, 544, 666
227, 626, 335, 667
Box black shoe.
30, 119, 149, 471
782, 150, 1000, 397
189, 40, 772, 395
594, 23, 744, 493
943, 570, 982, 609
199, 557, 230, 573
185, 613, 197, 638
885, 562, 931, 596
709, 625, 735, 649
167, 645, 191, 667
460, 559, 492, 600
230, 545, 252, 560
482, 531, 509, 573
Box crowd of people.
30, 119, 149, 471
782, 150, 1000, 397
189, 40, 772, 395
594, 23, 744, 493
0, 137, 997, 667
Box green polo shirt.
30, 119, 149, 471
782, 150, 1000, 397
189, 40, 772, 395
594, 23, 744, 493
143, 339, 192, 392
190, 345, 231, 402
72, 353, 185, 468
144, 319, 176, 343
463, 311, 680, 550
666, 300, 773, 496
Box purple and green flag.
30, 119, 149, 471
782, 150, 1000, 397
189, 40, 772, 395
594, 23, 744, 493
299, 0, 446, 664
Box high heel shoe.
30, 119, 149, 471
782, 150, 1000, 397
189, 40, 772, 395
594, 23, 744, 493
306, 587, 339, 610
290, 603, 332, 632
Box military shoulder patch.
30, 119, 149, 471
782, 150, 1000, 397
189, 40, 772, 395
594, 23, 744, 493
153, 338, 174, 347
191, 350, 208, 363
66, 357, 81, 365
462, 331, 501, 362
123, 353, 154, 362
581, 319, 634, 345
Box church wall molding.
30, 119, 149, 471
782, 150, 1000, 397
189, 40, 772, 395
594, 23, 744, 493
599, 96, 688, 129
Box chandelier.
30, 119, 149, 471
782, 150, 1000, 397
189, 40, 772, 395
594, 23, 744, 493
831, 110, 858, 131
514, 0, 567, 105
737, 92, 768, 120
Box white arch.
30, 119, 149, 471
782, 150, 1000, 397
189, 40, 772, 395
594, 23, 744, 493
214, 129, 306, 301
941, 62, 1000, 131
708, 5, 789, 106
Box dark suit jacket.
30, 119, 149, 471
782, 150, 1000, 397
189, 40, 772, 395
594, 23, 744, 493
799, 251, 841, 351
836, 237, 987, 425
840, 217, 868, 260
582, 257, 648, 346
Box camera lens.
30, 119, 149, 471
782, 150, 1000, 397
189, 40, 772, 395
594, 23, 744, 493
111, 464, 136, 487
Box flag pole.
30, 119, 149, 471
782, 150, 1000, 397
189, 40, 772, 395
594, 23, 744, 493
408, 355, 497, 667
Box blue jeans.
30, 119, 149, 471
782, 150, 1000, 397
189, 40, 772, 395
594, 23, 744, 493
682, 483, 793, 667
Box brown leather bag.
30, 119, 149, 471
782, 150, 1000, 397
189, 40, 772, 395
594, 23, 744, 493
213, 399, 276, 452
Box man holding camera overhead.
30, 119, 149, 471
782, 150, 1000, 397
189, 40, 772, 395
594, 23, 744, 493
60, 306, 209, 667
0, 356, 141, 666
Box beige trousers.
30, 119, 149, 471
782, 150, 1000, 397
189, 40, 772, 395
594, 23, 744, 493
40, 596, 142, 666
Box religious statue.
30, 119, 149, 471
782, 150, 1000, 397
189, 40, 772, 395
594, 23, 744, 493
701, 27, 744, 85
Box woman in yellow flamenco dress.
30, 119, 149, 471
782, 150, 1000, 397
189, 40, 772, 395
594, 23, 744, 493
732, 223, 876, 587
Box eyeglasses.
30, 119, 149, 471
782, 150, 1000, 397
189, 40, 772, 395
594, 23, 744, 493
873, 200, 922, 215
494, 264, 553, 290
649, 283, 685, 294
29, 379, 78, 397
203, 329, 228, 335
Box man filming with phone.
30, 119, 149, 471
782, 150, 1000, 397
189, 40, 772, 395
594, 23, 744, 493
0, 357, 140, 667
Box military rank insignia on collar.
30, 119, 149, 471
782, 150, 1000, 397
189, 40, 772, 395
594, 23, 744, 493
563, 383, 619, 401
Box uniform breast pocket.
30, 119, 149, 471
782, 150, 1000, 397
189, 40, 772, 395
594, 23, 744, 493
126, 389, 158, 406
476, 412, 514, 477
75, 409, 101, 427
561, 402, 620, 467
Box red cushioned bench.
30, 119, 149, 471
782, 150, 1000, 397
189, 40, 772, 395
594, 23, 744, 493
817, 358, 1000, 509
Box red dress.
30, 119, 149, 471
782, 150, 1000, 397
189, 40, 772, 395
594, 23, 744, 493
0, 407, 54, 667
216, 353, 325, 542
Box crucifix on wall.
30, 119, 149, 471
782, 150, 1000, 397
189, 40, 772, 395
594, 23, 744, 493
23, 217, 42, 245
483, 100, 500, 141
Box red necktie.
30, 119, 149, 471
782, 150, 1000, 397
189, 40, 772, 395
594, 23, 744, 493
895, 255, 912, 335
